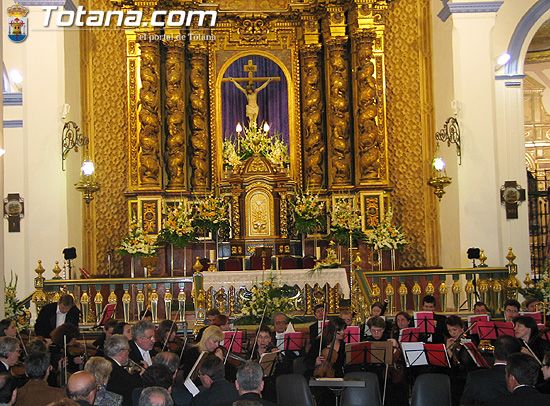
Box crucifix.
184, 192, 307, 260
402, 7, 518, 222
222, 59, 281, 125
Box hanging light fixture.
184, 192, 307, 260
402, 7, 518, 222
428, 144, 452, 200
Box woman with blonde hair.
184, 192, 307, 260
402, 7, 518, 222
84, 356, 122, 406
181, 325, 224, 378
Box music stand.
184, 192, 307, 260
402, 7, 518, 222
467, 315, 490, 335
284, 332, 304, 351
401, 342, 450, 368
345, 341, 393, 404
399, 327, 421, 342
259, 350, 280, 377
96, 303, 116, 327
223, 331, 244, 353
343, 326, 360, 344
463, 341, 490, 368
414, 311, 436, 335
520, 311, 543, 324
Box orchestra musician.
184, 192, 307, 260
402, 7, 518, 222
512, 315, 549, 362
250, 326, 277, 361
473, 301, 491, 315
0, 337, 20, 373
420, 295, 447, 344
47, 324, 84, 387
308, 304, 326, 339
104, 334, 143, 406
92, 319, 117, 357
0, 320, 17, 338
503, 299, 520, 322
34, 295, 80, 339
338, 309, 354, 327
180, 325, 224, 379
391, 311, 413, 340
361, 301, 387, 340
154, 320, 177, 354
129, 320, 157, 368
524, 298, 541, 313
271, 312, 299, 376
113, 322, 132, 341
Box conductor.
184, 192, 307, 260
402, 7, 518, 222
35, 294, 80, 338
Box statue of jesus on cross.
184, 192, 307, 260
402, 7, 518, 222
223, 59, 280, 126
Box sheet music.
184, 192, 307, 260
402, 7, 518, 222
401, 342, 428, 367
184, 378, 199, 397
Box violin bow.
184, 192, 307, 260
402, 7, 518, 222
225, 330, 238, 364
522, 339, 543, 365
63, 334, 68, 387
318, 300, 328, 357
178, 336, 188, 364
81, 330, 89, 364
15, 323, 28, 357
161, 311, 180, 353
250, 304, 268, 360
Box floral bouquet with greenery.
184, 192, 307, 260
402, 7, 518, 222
365, 208, 408, 250
5, 271, 30, 330
157, 202, 197, 248
192, 195, 230, 233
118, 220, 159, 257
222, 122, 290, 170
330, 197, 366, 246
311, 241, 341, 273
292, 191, 325, 235
519, 267, 550, 302
238, 274, 295, 323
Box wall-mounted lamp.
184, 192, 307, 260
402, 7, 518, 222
428, 146, 452, 201
435, 116, 461, 164
62, 121, 100, 204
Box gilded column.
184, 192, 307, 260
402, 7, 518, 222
349, 0, 389, 185
137, 36, 162, 188
163, 35, 186, 190
323, 8, 352, 187
188, 45, 210, 191
300, 13, 325, 189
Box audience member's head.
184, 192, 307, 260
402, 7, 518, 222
272, 313, 288, 334
513, 315, 539, 343
138, 387, 173, 406
504, 299, 521, 322
422, 295, 436, 312
141, 365, 173, 390
132, 320, 155, 352
0, 320, 16, 338
493, 335, 523, 363
197, 326, 223, 353
104, 334, 130, 365
153, 352, 179, 377
24, 351, 51, 380
66, 371, 97, 405
0, 337, 20, 366
84, 356, 113, 386
197, 353, 225, 389
235, 361, 264, 395
473, 301, 490, 315
0, 373, 16, 405
505, 352, 541, 392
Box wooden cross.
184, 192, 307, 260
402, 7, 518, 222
221, 59, 281, 87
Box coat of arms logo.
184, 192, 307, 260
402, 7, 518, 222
7, 3, 29, 43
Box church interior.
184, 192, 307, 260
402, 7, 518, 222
0, 0, 550, 404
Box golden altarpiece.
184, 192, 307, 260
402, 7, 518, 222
81, 0, 439, 276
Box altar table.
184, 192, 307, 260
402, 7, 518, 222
201, 268, 350, 298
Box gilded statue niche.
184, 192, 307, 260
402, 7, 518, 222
245, 187, 274, 238
213, 51, 301, 184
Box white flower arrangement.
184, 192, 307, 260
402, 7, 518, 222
119, 220, 159, 257
365, 208, 408, 250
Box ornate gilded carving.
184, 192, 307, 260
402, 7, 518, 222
231, 194, 241, 239
137, 38, 162, 188
164, 38, 186, 189
279, 192, 288, 238
189, 46, 210, 191
237, 18, 270, 44
246, 188, 273, 237
353, 32, 384, 180
141, 201, 158, 234
325, 37, 352, 186
300, 45, 325, 188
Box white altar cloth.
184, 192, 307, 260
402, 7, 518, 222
201, 268, 350, 298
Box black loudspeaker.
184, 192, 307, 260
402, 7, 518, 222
63, 247, 77, 260
467, 248, 480, 260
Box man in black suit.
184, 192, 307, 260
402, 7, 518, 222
129, 320, 157, 368
488, 353, 550, 406
461, 335, 523, 405
191, 353, 238, 406
34, 294, 80, 338
271, 312, 300, 376
66, 371, 97, 406
420, 295, 446, 343
230, 361, 276, 406
308, 303, 326, 339
0, 337, 20, 373
104, 334, 143, 406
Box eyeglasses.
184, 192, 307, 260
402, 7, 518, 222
542, 363, 550, 368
